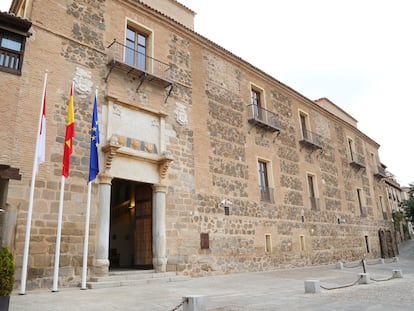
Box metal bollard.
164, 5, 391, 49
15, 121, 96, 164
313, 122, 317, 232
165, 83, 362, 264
304, 280, 320, 293
183, 295, 206, 311
358, 273, 369, 284
392, 269, 403, 278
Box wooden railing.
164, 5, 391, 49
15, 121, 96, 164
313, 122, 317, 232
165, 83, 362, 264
0, 47, 22, 73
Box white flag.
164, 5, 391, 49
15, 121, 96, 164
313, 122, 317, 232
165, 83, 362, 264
36, 93, 46, 174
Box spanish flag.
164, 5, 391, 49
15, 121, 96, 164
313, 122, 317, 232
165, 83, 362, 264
62, 83, 75, 178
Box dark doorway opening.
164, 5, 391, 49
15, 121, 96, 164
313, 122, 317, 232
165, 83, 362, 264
110, 178, 153, 270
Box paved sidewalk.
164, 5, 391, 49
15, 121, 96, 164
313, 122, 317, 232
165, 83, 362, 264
10, 240, 414, 311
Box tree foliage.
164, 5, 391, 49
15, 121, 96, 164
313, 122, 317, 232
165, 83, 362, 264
400, 183, 414, 222
0, 247, 15, 296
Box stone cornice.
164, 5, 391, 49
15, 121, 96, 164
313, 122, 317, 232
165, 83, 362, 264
105, 95, 168, 118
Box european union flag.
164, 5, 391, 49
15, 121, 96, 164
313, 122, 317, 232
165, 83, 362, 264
88, 95, 100, 182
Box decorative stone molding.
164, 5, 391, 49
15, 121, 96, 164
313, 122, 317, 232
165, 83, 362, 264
73, 67, 93, 98
98, 174, 113, 185
152, 184, 167, 193
159, 151, 174, 179
101, 135, 174, 179
101, 135, 121, 170
175, 102, 188, 126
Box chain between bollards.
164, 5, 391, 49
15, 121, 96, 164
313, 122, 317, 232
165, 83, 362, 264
170, 297, 189, 311
361, 259, 366, 273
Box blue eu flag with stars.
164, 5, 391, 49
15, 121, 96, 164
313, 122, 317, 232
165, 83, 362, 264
88, 95, 99, 182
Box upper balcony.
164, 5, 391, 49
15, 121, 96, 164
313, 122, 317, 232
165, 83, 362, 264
373, 165, 387, 179
247, 104, 281, 133
105, 39, 173, 90
299, 129, 323, 150
309, 197, 320, 211
350, 154, 366, 169
360, 206, 368, 217
259, 186, 275, 203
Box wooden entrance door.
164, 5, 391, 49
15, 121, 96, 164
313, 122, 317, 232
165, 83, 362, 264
134, 185, 153, 268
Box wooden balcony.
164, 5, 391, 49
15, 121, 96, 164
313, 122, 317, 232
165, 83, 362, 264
0, 47, 22, 74
247, 105, 281, 133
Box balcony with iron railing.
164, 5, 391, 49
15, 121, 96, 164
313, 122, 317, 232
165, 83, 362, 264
247, 104, 281, 133
105, 39, 173, 89
259, 186, 275, 203
0, 47, 22, 74
299, 129, 323, 150
350, 154, 366, 169
360, 206, 368, 217
373, 165, 387, 179
309, 197, 320, 211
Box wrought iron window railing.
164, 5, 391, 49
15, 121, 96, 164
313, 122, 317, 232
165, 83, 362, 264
350, 154, 366, 169
299, 129, 323, 150
360, 206, 368, 217
247, 104, 281, 132
309, 197, 320, 211
259, 186, 275, 203
106, 39, 172, 84
374, 165, 387, 178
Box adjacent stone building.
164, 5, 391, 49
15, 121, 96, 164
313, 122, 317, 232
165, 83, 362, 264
0, 0, 394, 290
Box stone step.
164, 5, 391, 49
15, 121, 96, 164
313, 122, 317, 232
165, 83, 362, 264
86, 270, 190, 289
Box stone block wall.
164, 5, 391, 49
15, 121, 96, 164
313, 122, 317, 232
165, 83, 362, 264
163, 35, 390, 276
2, 0, 107, 289
1, 0, 392, 289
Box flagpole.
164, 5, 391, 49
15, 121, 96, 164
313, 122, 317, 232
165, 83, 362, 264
81, 87, 99, 290
52, 175, 65, 292
52, 81, 74, 292
81, 181, 92, 290
20, 69, 48, 295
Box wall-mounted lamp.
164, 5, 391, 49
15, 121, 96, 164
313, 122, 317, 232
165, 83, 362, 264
129, 185, 135, 209
337, 216, 346, 224
219, 199, 232, 215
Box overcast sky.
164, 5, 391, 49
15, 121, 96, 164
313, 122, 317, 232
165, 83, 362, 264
176, 0, 413, 187
2, 0, 412, 186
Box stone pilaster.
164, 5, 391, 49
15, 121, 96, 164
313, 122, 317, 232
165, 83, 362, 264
152, 184, 167, 272
94, 174, 112, 276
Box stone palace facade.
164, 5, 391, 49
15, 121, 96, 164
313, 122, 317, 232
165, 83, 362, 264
0, 0, 395, 290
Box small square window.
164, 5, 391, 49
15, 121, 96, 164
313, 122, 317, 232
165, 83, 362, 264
200, 233, 209, 249
265, 234, 272, 253
300, 235, 305, 251
364, 235, 370, 253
